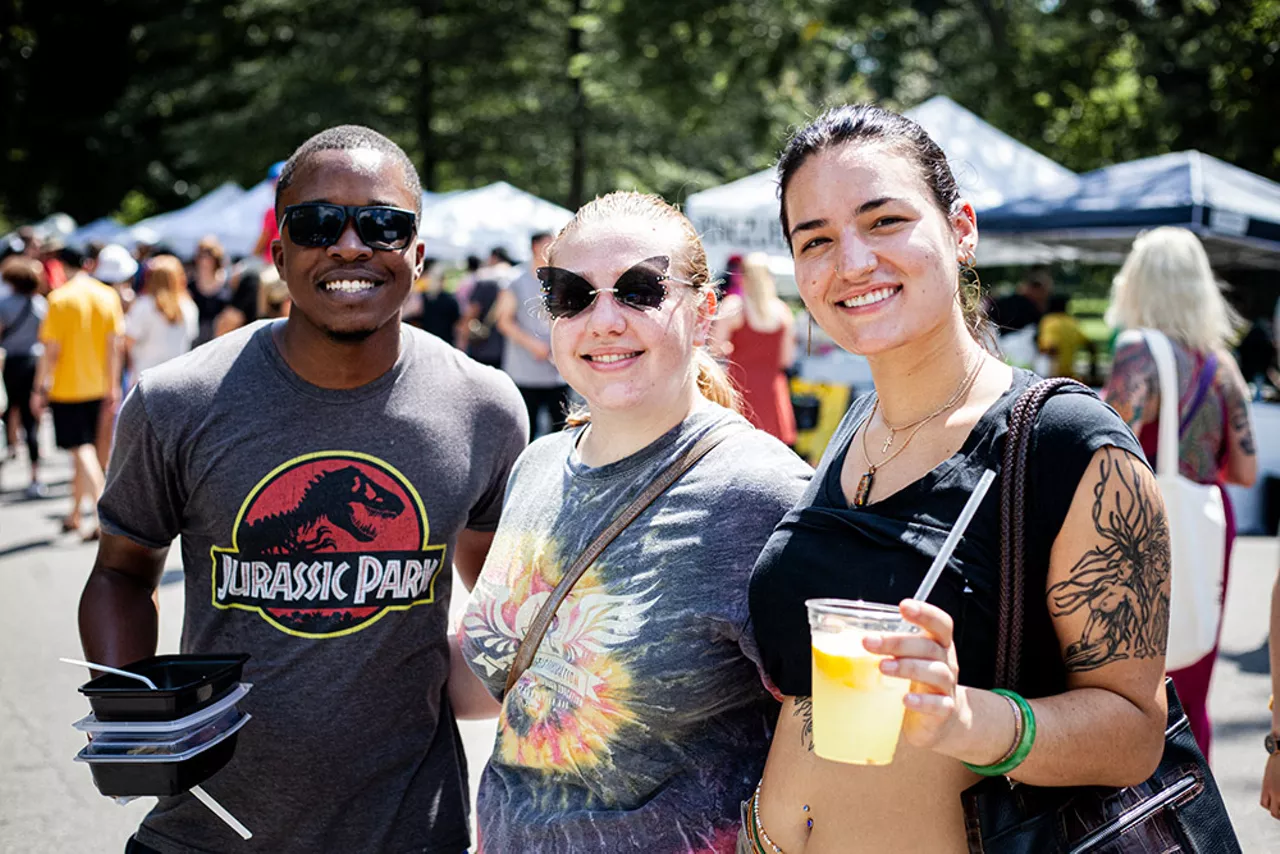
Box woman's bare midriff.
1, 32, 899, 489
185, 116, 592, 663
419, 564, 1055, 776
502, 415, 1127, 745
756, 697, 980, 853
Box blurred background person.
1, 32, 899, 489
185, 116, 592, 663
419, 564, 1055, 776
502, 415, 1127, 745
988, 265, 1052, 369
0, 256, 49, 497
414, 260, 461, 345
251, 160, 286, 263
91, 244, 140, 470
124, 254, 197, 389
190, 235, 232, 345
96, 243, 138, 313
212, 265, 262, 337
1261, 552, 1280, 820
989, 265, 1052, 334
494, 231, 568, 436
31, 245, 124, 540
712, 251, 797, 445
1038, 293, 1096, 382
454, 254, 482, 307
256, 266, 291, 319
1102, 226, 1258, 758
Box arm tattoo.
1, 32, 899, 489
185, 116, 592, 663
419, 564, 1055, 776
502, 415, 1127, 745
1228, 393, 1257, 456
794, 696, 814, 751
1103, 341, 1157, 430
1047, 450, 1171, 672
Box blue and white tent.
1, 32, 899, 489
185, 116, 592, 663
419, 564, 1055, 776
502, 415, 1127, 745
684, 95, 1079, 272
980, 151, 1280, 268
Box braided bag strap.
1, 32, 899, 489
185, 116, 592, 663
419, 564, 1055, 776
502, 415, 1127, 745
994, 377, 1089, 690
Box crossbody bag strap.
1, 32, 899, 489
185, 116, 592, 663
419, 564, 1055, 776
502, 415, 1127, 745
995, 376, 1089, 690
0, 296, 34, 346
503, 420, 751, 696
1178, 352, 1218, 435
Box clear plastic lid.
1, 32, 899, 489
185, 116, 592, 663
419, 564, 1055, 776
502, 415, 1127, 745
76, 708, 250, 763
73, 683, 252, 734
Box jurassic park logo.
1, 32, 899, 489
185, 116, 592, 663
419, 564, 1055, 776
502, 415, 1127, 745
210, 451, 444, 638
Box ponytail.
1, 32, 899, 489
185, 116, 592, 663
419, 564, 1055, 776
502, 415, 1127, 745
693, 347, 740, 412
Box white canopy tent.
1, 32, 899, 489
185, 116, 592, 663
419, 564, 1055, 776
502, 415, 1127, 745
417, 181, 573, 263
684, 95, 1080, 277
125, 182, 248, 257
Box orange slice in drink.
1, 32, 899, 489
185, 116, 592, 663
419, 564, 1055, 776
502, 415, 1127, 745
813, 646, 884, 689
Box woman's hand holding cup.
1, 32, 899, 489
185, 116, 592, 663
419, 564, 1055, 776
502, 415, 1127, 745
864, 599, 963, 750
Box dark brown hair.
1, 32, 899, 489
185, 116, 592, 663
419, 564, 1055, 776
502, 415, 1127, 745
777, 104, 989, 343
0, 256, 44, 296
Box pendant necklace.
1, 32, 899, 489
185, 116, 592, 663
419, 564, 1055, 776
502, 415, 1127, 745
852, 356, 984, 508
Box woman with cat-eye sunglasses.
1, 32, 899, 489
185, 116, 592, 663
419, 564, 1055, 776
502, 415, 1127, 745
448, 191, 813, 853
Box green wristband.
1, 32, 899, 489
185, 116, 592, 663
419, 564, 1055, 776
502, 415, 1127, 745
963, 688, 1036, 777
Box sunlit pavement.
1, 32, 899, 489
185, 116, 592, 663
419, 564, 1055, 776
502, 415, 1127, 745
1, 426, 1277, 852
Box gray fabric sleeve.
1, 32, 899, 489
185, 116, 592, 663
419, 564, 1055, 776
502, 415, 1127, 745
97, 384, 185, 549
465, 377, 530, 532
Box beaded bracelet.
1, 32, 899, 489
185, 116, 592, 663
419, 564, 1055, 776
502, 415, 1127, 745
963, 688, 1036, 777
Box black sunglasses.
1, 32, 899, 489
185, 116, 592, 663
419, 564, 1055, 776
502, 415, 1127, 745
280, 203, 418, 251
536, 255, 695, 319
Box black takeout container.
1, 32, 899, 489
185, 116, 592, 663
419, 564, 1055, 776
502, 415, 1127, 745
78, 709, 250, 797
78, 654, 250, 721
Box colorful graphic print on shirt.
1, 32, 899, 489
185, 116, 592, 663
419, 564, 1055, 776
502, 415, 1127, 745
462, 529, 662, 781
210, 451, 446, 638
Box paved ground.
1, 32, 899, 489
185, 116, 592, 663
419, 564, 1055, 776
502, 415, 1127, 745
1, 442, 1278, 852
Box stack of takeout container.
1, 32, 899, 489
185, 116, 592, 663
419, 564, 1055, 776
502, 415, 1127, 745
73, 654, 252, 798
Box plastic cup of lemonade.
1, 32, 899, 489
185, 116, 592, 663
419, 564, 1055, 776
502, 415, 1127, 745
806, 598, 919, 765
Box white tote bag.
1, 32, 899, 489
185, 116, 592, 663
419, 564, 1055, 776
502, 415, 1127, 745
1141, 329, 1226, 670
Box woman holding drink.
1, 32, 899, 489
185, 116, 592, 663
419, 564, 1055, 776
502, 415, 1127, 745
744, 105, 1173, 853
452, 192, 811, 852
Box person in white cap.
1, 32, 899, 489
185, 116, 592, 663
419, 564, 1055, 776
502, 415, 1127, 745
31, 244, 127, 539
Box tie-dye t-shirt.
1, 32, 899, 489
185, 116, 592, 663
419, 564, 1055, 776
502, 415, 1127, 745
459, 403, 812, 852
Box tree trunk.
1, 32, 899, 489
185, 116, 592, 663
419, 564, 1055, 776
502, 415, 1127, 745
416, 0, 440, 191
567, 0, 586, 209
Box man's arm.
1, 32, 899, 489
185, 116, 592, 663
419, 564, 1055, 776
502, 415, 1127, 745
1263, 564, 1280, 819
30, 339, 59, 417
493, 289, 549, 361
79, 533, 169, 668
453, 529, 496, 592
105, 332, 123, 408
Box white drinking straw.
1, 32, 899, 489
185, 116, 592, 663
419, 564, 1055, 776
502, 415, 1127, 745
59, 657, 159, 690
191, 785, 253, 840
911, 469, 997, 603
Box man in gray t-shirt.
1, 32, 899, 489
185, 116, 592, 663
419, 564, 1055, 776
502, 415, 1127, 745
493, 232, 569, 437
82, 126, 527, 854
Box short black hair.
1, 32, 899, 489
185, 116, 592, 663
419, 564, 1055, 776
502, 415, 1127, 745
275, 125, 422, 219
58, 245, 88, 270
466, 255, 482, 272
531, 231, 553, 245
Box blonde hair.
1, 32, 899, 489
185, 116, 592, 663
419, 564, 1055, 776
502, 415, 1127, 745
1106, 227, 1237, 352
547, 191, 740, 427
143, 255, 191, 325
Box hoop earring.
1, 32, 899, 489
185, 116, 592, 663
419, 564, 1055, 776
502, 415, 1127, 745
959, 259, 982, 292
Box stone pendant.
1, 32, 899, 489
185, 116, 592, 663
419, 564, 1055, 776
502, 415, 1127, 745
853, 468, 876, 507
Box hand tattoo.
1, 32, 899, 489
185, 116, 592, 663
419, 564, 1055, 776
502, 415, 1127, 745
794, 696, 814, 751
1047, 450, 1171, 672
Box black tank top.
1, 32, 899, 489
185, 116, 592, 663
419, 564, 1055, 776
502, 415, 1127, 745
748, 369, 1145, 699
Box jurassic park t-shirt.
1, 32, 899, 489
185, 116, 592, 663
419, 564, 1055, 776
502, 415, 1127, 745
98, 321, 527, 854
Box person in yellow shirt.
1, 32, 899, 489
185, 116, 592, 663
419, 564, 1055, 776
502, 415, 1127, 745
31, 245, 126, 539
1038, 294, 1095, 382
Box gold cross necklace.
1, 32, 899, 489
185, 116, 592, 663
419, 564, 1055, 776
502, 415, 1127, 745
852, 356, 984, 508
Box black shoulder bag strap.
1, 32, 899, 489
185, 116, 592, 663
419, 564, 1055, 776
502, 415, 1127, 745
503, 420, 750, 696
965, 376, 1240, 854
